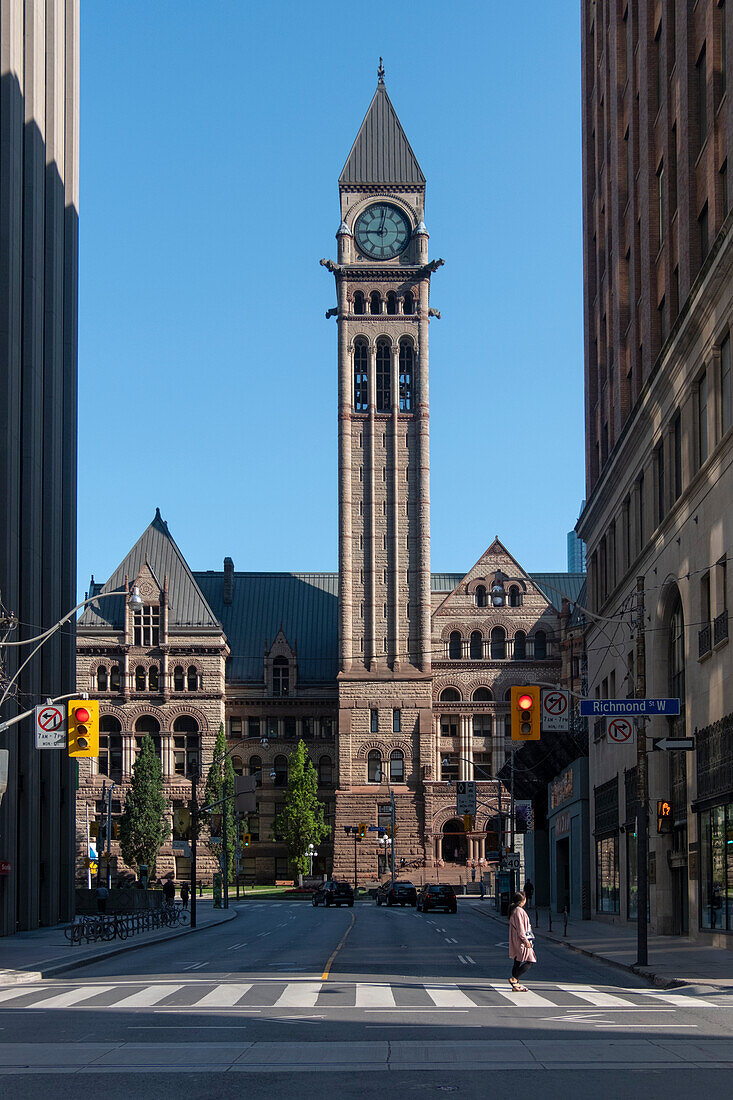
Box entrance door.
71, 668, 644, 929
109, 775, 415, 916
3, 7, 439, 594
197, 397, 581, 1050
442, 820, 467, 863
556, 836, 570, 913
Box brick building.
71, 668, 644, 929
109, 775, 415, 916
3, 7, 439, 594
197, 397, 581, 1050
75, 69, 582, 886
577, 2, 733, 943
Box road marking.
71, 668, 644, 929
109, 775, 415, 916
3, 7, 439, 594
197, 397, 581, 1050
28, 986, 113, 1009
557, 984, 634, 1007
113, 985, 183, 1008
464, 955, 476, 965
0, 988, 45, 1005
355, 984, 396, 1007
640, 992, 720, 1007
321, 909, 356, 981
273, 982, 322, 1008
445, 938, 458, 944
487, 983, 557, 1008
423, 984, 476, 1008
194, 985, 252, 1007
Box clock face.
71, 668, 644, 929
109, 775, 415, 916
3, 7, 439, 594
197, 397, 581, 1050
354, 203, 411, 260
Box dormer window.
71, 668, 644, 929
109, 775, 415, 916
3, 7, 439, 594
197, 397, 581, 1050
273, 656, 290, 697
133, 605, 159, 646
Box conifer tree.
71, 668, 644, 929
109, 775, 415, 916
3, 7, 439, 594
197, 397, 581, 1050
273, 740, 330, 876
118, 734, 169, 878
205, 724, 236, 884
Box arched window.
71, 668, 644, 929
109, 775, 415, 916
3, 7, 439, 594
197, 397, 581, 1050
231, 756, 243, 776
353, 291, 366, 315
96, 666, 108, 692
134, 715, 161, 762
273, 656, 289, 697
376, 339, 391, 411
470, 631, 483, 659
318, 755, 333, 786
369, 290, 381, 315
514, 630, 527, 660
534, 630, 547, 659
187, 666, 198, 691
449, 631, 462, 660
473, 687, 492, 701
399, 340, 413, 411
273, 754, 288, 787
100, 715, 121, 734
403, 291, 414, 315
173, 716, 199, 777
173, 666, 185, 692
509, 585, 521, 607
148, 665, 159, 692
354, 340, 368, 411
669, 592, 685, 701
135, 665, 146, 691
99, 717, 122, 781
173, 715, 198, 733
110, 665, 121, 692
475, 585, 488, 607
249, 755, 262, 788
367, 749, 381, 783
440, 687, 461, 702
490, 627, 506, 660
386, 291, 398, 315
390, 749, 405, 782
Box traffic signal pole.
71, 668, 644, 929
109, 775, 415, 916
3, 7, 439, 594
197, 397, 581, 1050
635, 575, 649, 967
190, 767, 198, 930
391, 790, 396, 884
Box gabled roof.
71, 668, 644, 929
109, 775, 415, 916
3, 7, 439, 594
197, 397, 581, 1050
79, 510, 220, 632
340, 76, 425, 186
195, 571, 339, 684
531, 573, 586, 612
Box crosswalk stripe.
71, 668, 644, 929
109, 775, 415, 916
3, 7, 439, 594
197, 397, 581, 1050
274, 982, 322, 1008
113, 984, 182, 1007
354, 984, 396, 1007
29, 986, 114, 1009
194, 984, 252, 1007
423, 984, 476, 1008
557, 984, 633, 1007
641, 992, 720, 1008
487, 982, 558, 1008
0, 987, 44, 1005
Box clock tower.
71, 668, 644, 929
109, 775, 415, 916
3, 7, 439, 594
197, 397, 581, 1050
322, 63, 442, 877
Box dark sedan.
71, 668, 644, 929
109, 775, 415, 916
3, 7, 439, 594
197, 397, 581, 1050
376, 880, 417, 907
312, 881, 354, 907
417, 884, 457, 913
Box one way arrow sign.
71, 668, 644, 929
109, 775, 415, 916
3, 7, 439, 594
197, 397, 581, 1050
653, 737, 695, 752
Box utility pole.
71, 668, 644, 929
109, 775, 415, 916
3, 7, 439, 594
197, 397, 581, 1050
635, 575, 649, 967
510, 751, 516, 893
354, 830, 358, 892
390, 789, 396, 884
106, 783, 114, 890
190, 764, 199, 929
222, 781, 229, 910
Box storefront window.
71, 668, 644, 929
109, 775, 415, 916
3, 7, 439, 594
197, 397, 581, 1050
596, 835, 619, 913
700, 805, 729, 929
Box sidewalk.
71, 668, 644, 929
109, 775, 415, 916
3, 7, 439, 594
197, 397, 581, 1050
0, 900, 237, 985
470, 901, 733, 992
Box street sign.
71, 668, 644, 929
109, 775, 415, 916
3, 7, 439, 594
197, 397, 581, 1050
503, 853, 520, 871
653, 737, 695, 752
456, 780, 477, 816
34, 703, 66, 749
541, 688, 569, 732
485, 850, 500, 862
606, 716, 635, 745
580, 698, 680, 717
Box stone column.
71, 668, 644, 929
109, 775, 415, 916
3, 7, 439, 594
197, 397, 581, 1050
459, 715, 471, 780
433, 713, 441, 780
122, 735, 135, 777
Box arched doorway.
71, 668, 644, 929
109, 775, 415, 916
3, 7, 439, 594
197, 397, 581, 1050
442, 819, 468, 864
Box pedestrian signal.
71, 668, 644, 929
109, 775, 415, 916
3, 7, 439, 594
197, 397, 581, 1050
68, 699, 99, 757
510, 686, 540, 741
657, 800, 673, 834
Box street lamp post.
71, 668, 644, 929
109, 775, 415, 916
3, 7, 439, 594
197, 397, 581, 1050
307, 843, 318, 877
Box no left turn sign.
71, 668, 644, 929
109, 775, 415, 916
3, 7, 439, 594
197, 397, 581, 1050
34, 704, 67, 749
606, 716, 635, 745
541, 688, 569, 732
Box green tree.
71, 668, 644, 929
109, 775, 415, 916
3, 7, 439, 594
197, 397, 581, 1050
118, 734, 169, 878
205, 724, 236, 884
273, 740, 330, 876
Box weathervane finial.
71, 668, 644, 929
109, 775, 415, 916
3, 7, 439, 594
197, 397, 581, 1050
378, 57, 385, 84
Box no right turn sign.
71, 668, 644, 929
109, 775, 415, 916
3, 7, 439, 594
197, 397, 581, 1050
606, 716, 635, 745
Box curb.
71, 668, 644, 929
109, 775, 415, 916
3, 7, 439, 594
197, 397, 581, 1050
3, 908, 238, 984
469, 903, 677, 989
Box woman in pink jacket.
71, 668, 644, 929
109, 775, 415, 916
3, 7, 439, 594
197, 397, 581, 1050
508, 890, 536, 991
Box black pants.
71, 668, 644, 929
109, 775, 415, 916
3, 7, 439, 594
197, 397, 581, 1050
511, 959, 533, 980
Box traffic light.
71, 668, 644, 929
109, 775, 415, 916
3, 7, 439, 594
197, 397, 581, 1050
510, 686, 540, 741
242, 833, 251, 848
68, 700, 99, 757
657, 800, 673, 834
358, 823, 367, 839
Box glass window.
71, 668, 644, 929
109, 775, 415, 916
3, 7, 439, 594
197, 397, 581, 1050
230, 717, 243, 738
96, 666, 108, 692
248, 717, 261, 740
376, 340, 391, 411
514, 631, 526, 660
273, 755, 288, 787
700, 807, 727, 929
490, 627, 506, 660
534, 630, 547, 660
353, 291, 365, 316
472, 714, 491, 738
403, 291, 414, 315
475, 585, 488, 607
386, 291, 397, 315
389, 749, 404, 783
370, 709, 378, 733
469, 631, 483, 660
441, 754, 458, 782
472, 687, 492, 702
110, 665, 121, 692
449, 632, 462, 660
354, 340, 368, 411
133, 605, 159, 647
249, 756, 262, 788
669, 592, 685, 701
721, 334, 732, 436
392, 708, 401, 733
148, 666, 159, 692
173, 666, 184, 692
187, 666, 198, 692
509, 586, 521, 607
99, 732, 122, 782
135, 666, 146, 692
370, 290, 381, 315
367, 750, 381, 783
440, 714, 458, 737
231, 755, 243, 776
440, 688, 460, 702
272, 657, 289, 697
318, 756, 333, 786
399, 341, 413, 412
284, 717, 296, 739
596, 835, 620, 913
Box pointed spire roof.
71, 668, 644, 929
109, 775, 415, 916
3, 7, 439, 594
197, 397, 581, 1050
340, 64, 425, 186
79, 509, 220, 631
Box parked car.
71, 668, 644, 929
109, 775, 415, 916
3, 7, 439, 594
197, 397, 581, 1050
312, 881, 354, 908
417, 884, 457, 913
376, 880, 417, 907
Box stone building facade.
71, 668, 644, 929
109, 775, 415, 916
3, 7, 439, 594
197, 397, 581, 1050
75, 70, 582, 887
578, 3, 733, 944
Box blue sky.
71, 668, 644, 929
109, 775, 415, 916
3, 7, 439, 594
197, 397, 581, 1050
78, 1, 584, 596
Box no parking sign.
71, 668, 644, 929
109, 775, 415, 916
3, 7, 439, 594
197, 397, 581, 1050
606, 716, 635, 745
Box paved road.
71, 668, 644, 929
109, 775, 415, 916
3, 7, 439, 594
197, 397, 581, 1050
1, 898, 732, 1097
